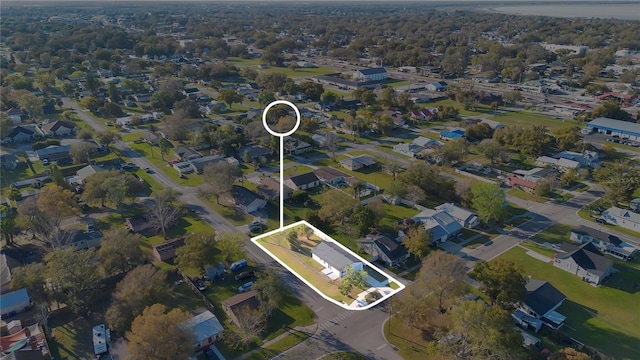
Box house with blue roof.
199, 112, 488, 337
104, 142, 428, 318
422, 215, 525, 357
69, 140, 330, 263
439, 129, 465, 141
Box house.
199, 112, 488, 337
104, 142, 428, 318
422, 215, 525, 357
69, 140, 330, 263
125, 214, 153, 234
59, 229, 103, 250
229, 185, 267, 213
132, 93, 151, 103
534, 156, 580, 172
516, 279, 567, 332
413, 136, 442, 150
285, 138, 313, 155
75, 165, 105, 184
557, 151, 601, 169
189, 155, 228, 174
35, 145, 72, 162
312, 241, 364, 280
358, 234, 409, 267
314, 167, 349, 186
285, 172, 321, 191
439, 129, 465, 141
340, 155, 377, 171
6, 108, 23, 124
413, 209, 464, 244
42, 120, 76, 137
393, 143, 423, 157
239, 145, 273, 161
353, 68, 387, 82
222, 291, 260, 327
0, 150, 19, 170
1, 253, 20, 294
174, 146, 202, 161
630, 198, 640, 213
3, 126, 35, 143
152, 237, 186, 261
92, 324, 110, 356
602, 207, 640, 233
570, 225, 637, 261
257, 177, 292, 201
409, 109, 433, 122
179, 310, 224, 350
506, 168, 559, 193
0, 288, 32, 316
382, 111, 406, 127
435, 203, 479, 228
140, 132, 160, 146
427, 81, 448, 92
182, 88, 200, 97
554, 242, 614, 285
205, 101, 227, 114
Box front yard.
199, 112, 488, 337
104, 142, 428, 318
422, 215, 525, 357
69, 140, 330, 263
495, 246, 640, 359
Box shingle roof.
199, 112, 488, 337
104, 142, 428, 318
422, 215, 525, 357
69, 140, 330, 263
42, 120, 76, 133
222, 290, 260, 311
314, 167, 348, 181
359, 234, 408, 262
524, 279, 566, 317
7, 126, 34, 138
76, 165, 105, 181
313, 242, 359, 272
357, 67, 387, 75
287, 172, 319, 186
571, 225, 622, 246
557, 242, 613, 276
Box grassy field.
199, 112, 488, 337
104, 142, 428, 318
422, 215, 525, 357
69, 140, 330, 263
378, 203, 420, 233
487, 110, 580, 129
507, 188, 547, 203
530, 224, 574, 244
244, 331, 310, 360
495, 246, 640, 359
430, 98, 493, 116
200, 195, 253, 226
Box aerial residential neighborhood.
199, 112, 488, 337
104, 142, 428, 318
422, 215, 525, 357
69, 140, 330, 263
0, 2, 639, 360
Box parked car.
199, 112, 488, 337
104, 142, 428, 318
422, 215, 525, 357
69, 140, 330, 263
235, 271, 256, 282
595, 218, 607, 224
230, 259, 248, 272
144, 167, 153, 174
238, 281, 254, 293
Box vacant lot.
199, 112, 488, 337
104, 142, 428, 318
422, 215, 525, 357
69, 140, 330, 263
487, 110, 580, 129
496, 246, 640, 359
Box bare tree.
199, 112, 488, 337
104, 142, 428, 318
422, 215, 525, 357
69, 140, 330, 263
147, 189, 182, 239
202, 161, 242, 205
324, 132, 339, 160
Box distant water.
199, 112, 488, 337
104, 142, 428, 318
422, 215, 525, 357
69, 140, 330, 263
488, 3, 640, 21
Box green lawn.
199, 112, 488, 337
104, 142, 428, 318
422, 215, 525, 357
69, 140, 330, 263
320, 352, 367, 360
383, 318, 437, 360
577, 209, 640, 239
244, 331, 310, 360
200, 195, 253, 226
530, 224, 574, 244
378, 204, 420, 233
259, 65, 341, 78
495, 247, 640, 359
504, 204, 529, 218
431, 98, 493, 116
283, 164, 315, 177
520, 241, 556, 258
487, 110, 580, 129
126, 141, 205, 187
507, 188, 547, 203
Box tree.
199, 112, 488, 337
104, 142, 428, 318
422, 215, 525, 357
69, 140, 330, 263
158, 138, 171, 161
366, 198, 386, 223
479, 139, 506, 164
69, 141, 95, 164
127, 304, 194, 360
45, 248, 102, 313
347, 205, 376, 237
217, 232, 246, 266
203, 161, 242, 205
593, 160, 640, 204
106, 265, 168, 334
502, 90, 523, 105
471, 183, 508, 224
402, 225, 431, 258
592, 99, 632, 121
108, 82, 121, 103
553, 127, 581, 151
95, 131, 120, 153
98, 228, 145, 276
548, 348, 591, 360
175, 232, 218, 270
324, 132, 339, 160
83, 171, 144, 207
321, 91, 337, 104
252, 269, 285, 317
472, 259, 527, 310
18, 93, 44, 121
218, 89, 243, 109
10, 263, 48, 304
436, 139, 468, 164
0, 205, 17, 245
440, 301, 526, 360
224, 306, 266, 350
379, 87, 396, 107
339, 264, 368, 297
147, 188, 182, 238
534, 178, 553, 200
560, 168, 580, 188
298, 81, 324, 101
318, 188, 358, 225
257, 90, 275, 106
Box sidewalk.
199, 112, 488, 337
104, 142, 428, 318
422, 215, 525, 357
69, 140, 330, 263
236, 324, 317, 360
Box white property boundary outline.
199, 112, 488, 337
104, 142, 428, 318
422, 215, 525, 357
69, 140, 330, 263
251, 220, 406, 311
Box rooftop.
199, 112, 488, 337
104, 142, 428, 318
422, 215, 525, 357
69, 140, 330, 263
313, 241, 360, 272
287, 172, 320, 186
524, 279, 566, 317
179, 310, 224, 342
587, 118, 640, 135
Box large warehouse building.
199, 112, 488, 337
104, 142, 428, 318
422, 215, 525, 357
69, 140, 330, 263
586, 118, 640, 141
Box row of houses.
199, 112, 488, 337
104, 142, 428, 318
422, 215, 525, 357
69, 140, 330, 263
2, 120, 77, 144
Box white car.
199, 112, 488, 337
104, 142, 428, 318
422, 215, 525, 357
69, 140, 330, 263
238, 281, 254, 293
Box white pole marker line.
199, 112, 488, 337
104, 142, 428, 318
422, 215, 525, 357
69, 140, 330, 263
262, 100, 301, 230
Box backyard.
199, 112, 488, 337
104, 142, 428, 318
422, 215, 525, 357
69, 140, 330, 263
495, 246, 640, 360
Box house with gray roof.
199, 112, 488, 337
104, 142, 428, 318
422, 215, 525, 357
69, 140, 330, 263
553, 242, 614, 285
285, 172, 320, 191
570, 225, 637, 261
239, 145, 273, 161
312, 242, 363, 280
516, 279, 567, 332
228, 185, 266, 214
602, 206, 640, 233
2, 125, 36, 144
413, 208, 463, 244
392, 143, 423, 157
35, 144, 72, 162
0, 150, 19, 170
75, 164, 105, 184
179, 310, 224, 350
340, 155, 377, 171
257, 177, 292, 201
358, 234, 408, 267
353, 67, 387, 82
435, 203, 479, 229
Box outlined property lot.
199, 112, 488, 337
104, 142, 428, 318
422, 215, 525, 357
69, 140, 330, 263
252, 220, 404, 310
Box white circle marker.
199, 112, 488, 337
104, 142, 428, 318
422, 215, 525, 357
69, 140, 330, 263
262, 100, 301, 137
262, 100, 301, 230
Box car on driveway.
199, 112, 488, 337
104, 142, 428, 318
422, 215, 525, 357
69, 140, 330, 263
235, 271, 256, 282
238, 281, 254, 293
595, 218, 607, 224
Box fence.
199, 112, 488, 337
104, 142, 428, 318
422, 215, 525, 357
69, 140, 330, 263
177, 268, 217, 315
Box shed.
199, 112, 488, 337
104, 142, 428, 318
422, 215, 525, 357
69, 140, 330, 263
0, 288, 32, 316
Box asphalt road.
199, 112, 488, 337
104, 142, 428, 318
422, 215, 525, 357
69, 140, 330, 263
62, 98, 398, 359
